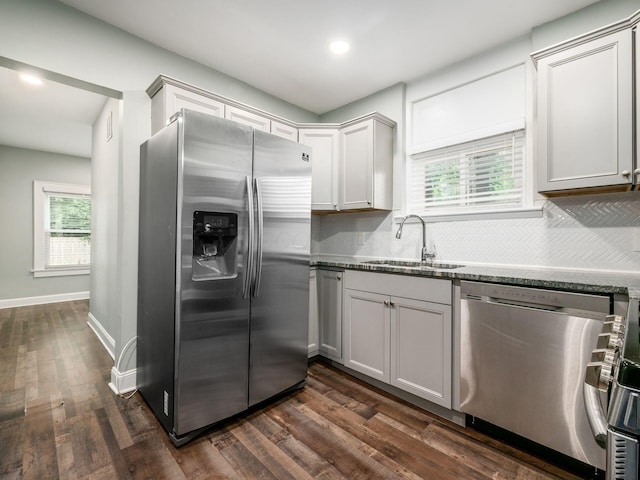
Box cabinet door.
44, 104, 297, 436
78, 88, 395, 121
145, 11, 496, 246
152, 85, 225, 134
271, 120, 298, 142
340, 119, 373, 210
636, 25, 640, 187
225, 105, 271, 131
308, 270, 319, 357
537, 30, 633, 192
318, 269, 343, 361
299, 129, 339, 211
390, 297, 451, 408
343, 288, 389, 382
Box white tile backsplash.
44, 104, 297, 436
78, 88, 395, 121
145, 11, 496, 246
312, 191, 640, 273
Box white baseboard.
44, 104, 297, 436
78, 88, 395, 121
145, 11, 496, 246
87, 312, 115, 360
87, 313, 138, 396
0, 291, 89, 310
109, 366, 138, 395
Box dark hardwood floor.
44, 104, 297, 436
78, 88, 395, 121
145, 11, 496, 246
0, 300, 585, 479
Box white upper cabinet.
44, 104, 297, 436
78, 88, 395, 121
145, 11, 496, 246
299, 127, 340, 211
147, 75, 296, 138
224, 105, 270, 131
150, 83, 225, 134
147, 77, 396, 209
339, 116, 394, 211
300, 113, 395, 213
532, 21, 635, 194
271, 120, 298, 142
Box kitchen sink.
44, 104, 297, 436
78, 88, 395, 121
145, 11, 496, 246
362, 259, 464, 270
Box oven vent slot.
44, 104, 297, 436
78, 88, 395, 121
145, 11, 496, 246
608, 430, 638, 480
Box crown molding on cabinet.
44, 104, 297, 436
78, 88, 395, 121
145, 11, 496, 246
531, 8, 640, 67
147, 74, 396, 131
147, 74, 299, 128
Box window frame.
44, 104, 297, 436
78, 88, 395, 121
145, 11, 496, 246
33, 181, 91, 277
405, 129, 541, 222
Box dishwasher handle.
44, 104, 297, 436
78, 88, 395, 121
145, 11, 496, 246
583, 381, 607, 449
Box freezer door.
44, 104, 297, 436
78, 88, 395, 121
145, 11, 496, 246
249, 130, 311, 406
174, 111, 253, 436
137, 120, 180, 435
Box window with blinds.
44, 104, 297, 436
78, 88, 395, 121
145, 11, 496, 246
33, 181, 91, 277
45, 192, 91, 267
407, 130, 524, 215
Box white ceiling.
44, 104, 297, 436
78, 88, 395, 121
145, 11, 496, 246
0, 66, 106, 158
2, 0, 601, 158
59, 0, 600, 114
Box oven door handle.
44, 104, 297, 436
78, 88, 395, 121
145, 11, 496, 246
583, 381, 607, 449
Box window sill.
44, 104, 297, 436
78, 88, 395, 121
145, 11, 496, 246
32, 267, 90, 278
395, 206, 543, 223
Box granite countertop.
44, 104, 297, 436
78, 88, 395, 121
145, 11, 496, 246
311, 255, 640, 299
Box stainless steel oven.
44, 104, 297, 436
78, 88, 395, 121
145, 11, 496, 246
585, 297, 639, 480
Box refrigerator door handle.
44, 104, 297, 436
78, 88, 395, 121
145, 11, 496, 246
253, 177, 264, 297
243, 176, 254, 299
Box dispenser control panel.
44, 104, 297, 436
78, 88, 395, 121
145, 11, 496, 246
192, 211, 238, 280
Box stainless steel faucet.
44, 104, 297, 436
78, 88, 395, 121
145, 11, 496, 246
395, 214, 436, 263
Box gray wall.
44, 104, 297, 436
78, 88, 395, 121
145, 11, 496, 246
89, 97, 121, 353
0, 145, 91, 301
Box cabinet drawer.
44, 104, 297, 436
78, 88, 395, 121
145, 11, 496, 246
344, 270, 451, 305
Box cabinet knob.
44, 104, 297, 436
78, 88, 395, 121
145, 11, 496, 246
634, 168, 640, 176
622, 170, 631, 177
336, 275, 341, 281
389, 301, 395, 307
384, 300, 389, 306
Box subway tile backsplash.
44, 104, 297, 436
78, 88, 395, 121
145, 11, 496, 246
312, 192, 640, 273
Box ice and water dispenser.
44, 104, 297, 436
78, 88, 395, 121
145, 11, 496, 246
192, 211, 238, 280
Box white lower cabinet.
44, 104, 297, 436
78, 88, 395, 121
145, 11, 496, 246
390, 297, 451, 406
317, 269, 343, 362
343, 270, 452, 408
343, 289, 390, 382
308, 269, 319, 357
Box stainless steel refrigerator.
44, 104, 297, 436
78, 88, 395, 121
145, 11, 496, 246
137, 109, 311, 446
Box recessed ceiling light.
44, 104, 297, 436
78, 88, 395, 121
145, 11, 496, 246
19, 73, 43, 86
329, 40, 350, 55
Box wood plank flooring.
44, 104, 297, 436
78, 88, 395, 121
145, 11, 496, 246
0, 300, 586, 479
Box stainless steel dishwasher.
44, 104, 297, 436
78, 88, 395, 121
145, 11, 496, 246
460, 280, 611, 471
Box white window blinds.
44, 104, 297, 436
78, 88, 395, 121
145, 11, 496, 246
44, 192, 91, 267
408, 130, 524, 215
33, 181, 91, 277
